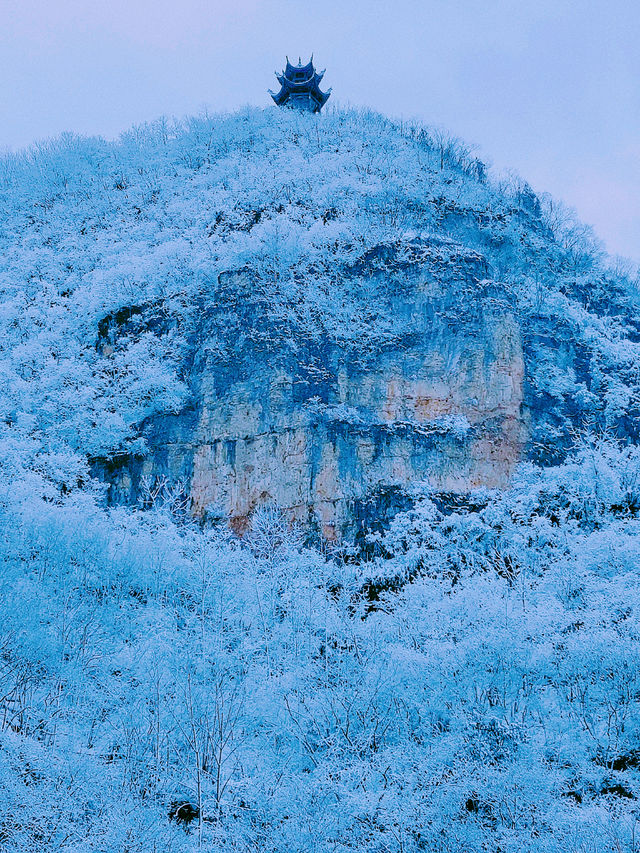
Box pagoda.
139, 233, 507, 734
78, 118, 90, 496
270, 57, 331, 113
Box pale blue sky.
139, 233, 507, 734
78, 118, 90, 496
1, 0, 638, 259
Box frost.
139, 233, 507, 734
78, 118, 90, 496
1, 106, 640, 851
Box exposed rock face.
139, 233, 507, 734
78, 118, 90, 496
98, 256, 528, 540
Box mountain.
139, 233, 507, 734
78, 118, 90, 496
1, 107, 639, 537
0, 108, 639, 852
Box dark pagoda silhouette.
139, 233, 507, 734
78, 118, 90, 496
270, 57, 331, 113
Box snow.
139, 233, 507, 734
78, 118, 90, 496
0, 105, 639, 851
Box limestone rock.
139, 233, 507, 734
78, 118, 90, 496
96, 254, 528, 540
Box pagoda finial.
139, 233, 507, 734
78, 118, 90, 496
269, 56, 331, 113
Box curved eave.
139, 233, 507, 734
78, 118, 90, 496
311, 88, 330, 110
274, 72, 327, 94
285, 58, 315, 78
270, 87, 331, 112
271, 84, 330, 102
278, 71, 315, 87
270, 89, 289, 107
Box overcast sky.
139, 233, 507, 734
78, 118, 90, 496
1, 0, 638, 259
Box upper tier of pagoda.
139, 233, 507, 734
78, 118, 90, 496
270, 57, 331, 113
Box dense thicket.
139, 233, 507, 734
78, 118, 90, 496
2, 439, 640, 851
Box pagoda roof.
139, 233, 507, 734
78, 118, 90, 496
284, 57, 316, 80
270, 56, 331, 113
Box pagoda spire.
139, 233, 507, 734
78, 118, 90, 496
269, 56, 331, 114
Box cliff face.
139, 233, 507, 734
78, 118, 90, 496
99, 256, 527, 539
189, 309, 525, 539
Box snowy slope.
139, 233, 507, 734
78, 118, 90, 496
1, 107, 639, 852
